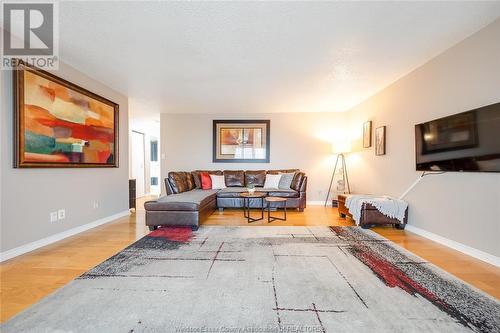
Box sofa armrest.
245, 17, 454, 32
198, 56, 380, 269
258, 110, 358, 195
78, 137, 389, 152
299, 175, 307, 193
164, 178, 174, 195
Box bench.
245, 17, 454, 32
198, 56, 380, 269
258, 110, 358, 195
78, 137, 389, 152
337, 194, 408, 229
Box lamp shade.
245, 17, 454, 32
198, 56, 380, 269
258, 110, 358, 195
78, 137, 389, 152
332, 140, 351, 154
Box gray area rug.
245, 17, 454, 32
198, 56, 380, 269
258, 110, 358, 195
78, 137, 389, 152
2, 226, 499, 333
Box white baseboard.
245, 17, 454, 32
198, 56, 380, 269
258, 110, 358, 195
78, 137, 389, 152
405, 225, 500, 268
307, 201, 325, 205
0, 210, 131, 262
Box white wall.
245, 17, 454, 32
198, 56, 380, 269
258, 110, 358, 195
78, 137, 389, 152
160, 112, 345, 201
347, 19, 500, 257
0, 61, 129, 253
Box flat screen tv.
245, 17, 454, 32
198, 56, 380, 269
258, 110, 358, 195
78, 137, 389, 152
415, 102, 500, 172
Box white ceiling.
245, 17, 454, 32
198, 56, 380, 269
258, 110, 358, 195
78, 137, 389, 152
58, 1, 500, 117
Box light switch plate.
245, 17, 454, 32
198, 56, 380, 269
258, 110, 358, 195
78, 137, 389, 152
58, 209, 66, 220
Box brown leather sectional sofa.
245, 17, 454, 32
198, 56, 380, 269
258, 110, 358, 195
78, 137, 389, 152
144, 169, 307, 230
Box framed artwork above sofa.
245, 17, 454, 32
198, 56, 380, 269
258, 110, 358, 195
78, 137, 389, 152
213, 120, 270, 163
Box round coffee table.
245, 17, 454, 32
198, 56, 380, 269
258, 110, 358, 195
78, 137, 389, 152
265, 197, 287, 223
240, 192, 266, 223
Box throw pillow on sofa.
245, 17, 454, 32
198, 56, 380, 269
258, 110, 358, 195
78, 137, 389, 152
263, 174, 281, 189
278, 172, 295, 189
200, 172, 212, 190
210, 174, 226, 189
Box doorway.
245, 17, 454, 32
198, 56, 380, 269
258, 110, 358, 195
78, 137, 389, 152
131, 131, 146, 198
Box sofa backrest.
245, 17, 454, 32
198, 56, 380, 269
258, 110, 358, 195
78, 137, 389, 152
244, 170, 266, 187
167, 171, 195, 194
224, 170, 245, 187
167, 169, 306, 193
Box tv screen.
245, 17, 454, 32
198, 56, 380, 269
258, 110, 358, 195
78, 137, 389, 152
415, 102, 500, 172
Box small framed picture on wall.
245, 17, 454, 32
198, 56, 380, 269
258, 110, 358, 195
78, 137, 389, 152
375, 126, 386, 156
363, 121, 372, 148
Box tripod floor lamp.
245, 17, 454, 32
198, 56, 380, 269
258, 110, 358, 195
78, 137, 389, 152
324, 141, 351, 206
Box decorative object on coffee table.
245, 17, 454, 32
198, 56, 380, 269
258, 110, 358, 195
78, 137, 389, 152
265, 197, 287, 223
375, 126, 386, 155
246, 184, 256, 194
240, 191, 266, 223
213, 120, 270, 163
363, 121, 372, 148
324, 138, 351, 206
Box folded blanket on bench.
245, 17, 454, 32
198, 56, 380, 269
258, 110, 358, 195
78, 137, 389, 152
345, 195, 408, 225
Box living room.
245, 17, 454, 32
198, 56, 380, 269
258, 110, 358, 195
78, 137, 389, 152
1, 2, 499, 332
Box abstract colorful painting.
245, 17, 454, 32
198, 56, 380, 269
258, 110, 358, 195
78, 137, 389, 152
14, 63, 119, 168
213, 120, 270, 163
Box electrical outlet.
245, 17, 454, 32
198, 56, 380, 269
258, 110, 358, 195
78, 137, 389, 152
93, 201, 99, 209
50, 212, 58, 223
58, 209, 66, 220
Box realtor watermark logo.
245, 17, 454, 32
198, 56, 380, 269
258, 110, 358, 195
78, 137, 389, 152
1, 1, 59, 69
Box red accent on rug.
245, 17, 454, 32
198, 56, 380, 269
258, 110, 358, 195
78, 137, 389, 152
329, 226, 448, 308
148, 227, 193, 243
357, 249, 445, 306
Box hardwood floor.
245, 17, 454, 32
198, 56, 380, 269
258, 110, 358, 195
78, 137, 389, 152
1, 199, 499, 323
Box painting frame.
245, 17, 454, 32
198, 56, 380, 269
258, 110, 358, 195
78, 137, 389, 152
375, 126, 386, 156
213, 120, 270, 163
363, 121, 372, 148
13, 61, 119, 168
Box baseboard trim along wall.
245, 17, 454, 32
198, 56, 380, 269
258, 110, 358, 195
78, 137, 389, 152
0, 210, 131, 262
306, 201, 324, 205
405, 225, 500, 268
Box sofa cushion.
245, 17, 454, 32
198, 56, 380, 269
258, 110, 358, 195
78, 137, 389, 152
216, 187, 246, 198
210, 174, 226, 189
224, 170, 245, 187
244, 170, 266, 187
263, 174, 282, 189
216, 187, 299, 198
265, 188, 299, 198
200, 172, 212, 190
168, 171, 195, 194
278, 172, 295, 189
186, 173, 195, 190
144, 189, 218, 211
192, 170, 223, 189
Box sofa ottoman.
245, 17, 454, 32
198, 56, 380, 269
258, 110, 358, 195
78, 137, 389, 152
144, 189, 218, 231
